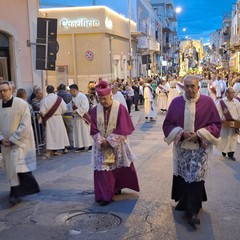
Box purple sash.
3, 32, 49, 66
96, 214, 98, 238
236, 97, 240, 102
219, 100, 234, 121
158, 84, 168, 95
42, 96, 62, 126
82, 112, 91, 125
73, 101, 91, 125
177, 82, 184, 90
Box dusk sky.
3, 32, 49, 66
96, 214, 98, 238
40, 0, 234, 43
174, 0, 233, 43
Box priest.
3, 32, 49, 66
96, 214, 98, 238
216, 87, 240, 161
0, 81, 40, 205
162, 75, 221, 228
90, 80, 139, 206
69, 84, 92, 152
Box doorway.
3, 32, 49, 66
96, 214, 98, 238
0, 31, 11, 81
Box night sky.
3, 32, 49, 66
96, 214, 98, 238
40, 0, 234, 43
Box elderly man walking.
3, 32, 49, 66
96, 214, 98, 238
162, 75, 221, 228
0, 81, 40, 205
216, 87, 240, 161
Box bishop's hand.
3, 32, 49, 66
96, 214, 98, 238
101, 139, 110, 149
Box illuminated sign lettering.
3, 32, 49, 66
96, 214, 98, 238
60, 18, 100, 28
105, 17, 113, 30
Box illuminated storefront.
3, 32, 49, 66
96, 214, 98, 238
39, 6, 137, 92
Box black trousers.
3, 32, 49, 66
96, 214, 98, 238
126, 98, 132, 113
172, 175, 207, 217
134, 94, 139, 110
139, 94, 144, 104
10, 172, 40, 198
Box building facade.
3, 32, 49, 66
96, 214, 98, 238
41, 0, 166, 79
39, 6, 138, 92
134, 0, 161, 77
229, 1, 240, 72
0, 0, 41, 91
150, 0, 179, 75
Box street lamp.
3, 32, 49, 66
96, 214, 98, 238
175, 7, 182, 14
128, 0, 132, 78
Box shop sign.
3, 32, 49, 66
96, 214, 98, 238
60, 18, 100, 28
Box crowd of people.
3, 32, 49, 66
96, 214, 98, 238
0, 69, 239, 230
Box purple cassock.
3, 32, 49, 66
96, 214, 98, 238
90, 103, 140, 203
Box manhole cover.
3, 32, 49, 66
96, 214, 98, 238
66, 212, 122, 232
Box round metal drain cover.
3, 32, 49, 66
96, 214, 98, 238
66, 212, 122, 232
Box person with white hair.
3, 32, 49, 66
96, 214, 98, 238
162, 75, 221, 228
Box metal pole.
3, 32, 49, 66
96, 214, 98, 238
109, 36, 113, 79
160, 22, 163, 78
45, 20, 49, 70
128, 0, 132, 78
72, 34, 77, 83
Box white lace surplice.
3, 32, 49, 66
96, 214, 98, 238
172, 144, 212, 183
92, 132, 136, 171
92, 100, 136, 171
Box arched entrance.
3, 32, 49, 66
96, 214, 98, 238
0, 31, 11, 81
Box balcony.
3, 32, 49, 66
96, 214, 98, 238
137, 36, 150, 51
166, 12, 176, 21
149, 41, 160, 52
165, 42, 171, 48
230, 34, 240, 48
169, 26, 177, 33
162, 26, 171, 32
163, 42, 172, 52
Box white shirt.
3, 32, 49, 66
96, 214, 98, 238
233, 82, 240, 97
112, 91, 128, 110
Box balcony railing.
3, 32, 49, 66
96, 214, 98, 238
149, 41, 160, 52
166, 12, 176, 21
230, 34, 240, 47
169, 26, 177, 32
137, 36, 149, 50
